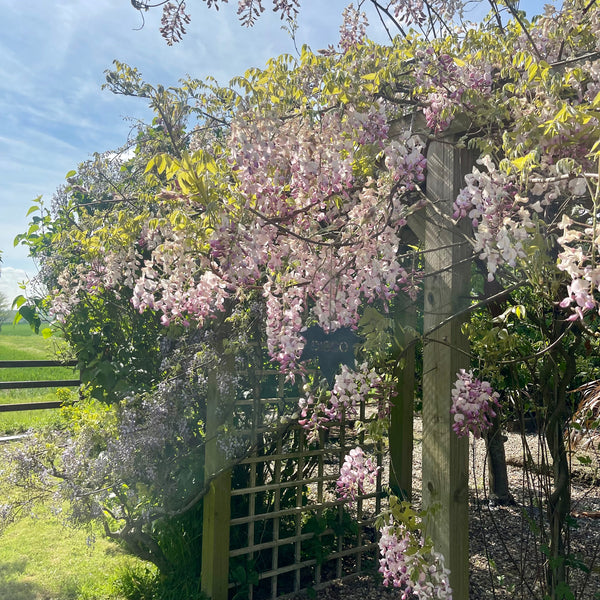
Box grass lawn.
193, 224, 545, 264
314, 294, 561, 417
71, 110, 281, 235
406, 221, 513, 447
0, 504, 148, 600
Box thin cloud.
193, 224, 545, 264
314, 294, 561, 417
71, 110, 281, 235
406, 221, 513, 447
0, 267, 32, 305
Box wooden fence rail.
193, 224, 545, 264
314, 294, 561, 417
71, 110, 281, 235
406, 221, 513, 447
0, 360, 80, 412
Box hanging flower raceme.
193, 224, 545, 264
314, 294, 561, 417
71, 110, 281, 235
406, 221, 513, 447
450, 369, 500, 438
378, 519, 453, 599
453, 156, 535, 281
298, 363, 383, 442
556, 213, 600, 321
338, 4, 368, 53
336, 446, 380, 503
414, 48, 492, 134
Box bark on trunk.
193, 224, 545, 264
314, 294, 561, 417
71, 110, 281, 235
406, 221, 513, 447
485, 411, 515, 506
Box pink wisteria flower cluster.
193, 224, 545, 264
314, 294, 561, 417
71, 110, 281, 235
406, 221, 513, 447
228, 107, 426, 368
390, 0, 462, 27
339, 4, 369, 53
557, 213, 600, 321
453, 156, 536, 281
298, 363, 383, 442
336, 446, 380, 503
378, 520, 452, 599
49, 99, 426, 373
450, 369, 500, 438
416, 49, 492, 133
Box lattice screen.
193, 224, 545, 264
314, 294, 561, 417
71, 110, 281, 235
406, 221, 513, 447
227, 369, 384, 600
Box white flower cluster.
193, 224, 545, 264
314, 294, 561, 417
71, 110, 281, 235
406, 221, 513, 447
453, 157, 534, 281
298, 363, 382, 442
557, 213, 600, 321
379, 519, 453, 599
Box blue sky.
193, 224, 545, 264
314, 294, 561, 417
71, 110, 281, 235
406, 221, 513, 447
0, 0, 546, 302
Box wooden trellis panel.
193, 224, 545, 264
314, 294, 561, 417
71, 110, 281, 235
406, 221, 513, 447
225, 370, 385, 600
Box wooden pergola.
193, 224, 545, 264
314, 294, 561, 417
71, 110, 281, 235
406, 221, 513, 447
201, 128, 475, 600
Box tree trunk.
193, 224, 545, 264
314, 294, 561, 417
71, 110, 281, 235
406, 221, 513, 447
545, 418, 571, 597
481, 275, 514, 506
543, 358, 574, 597
485, 410, 515, 506
539, 327, 577, 599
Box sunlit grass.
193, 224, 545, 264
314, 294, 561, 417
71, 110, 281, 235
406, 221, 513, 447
0, 503, 148, 600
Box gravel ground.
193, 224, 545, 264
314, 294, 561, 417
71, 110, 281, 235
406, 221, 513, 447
308, 418, 600, 600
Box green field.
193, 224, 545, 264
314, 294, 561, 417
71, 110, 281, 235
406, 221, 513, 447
0, 322, 77, 434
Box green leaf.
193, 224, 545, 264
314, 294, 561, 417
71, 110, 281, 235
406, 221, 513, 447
555, 157, 576, 174
11, 295, 27, 310
18, 305, 42, 334
514, 305, 526, 319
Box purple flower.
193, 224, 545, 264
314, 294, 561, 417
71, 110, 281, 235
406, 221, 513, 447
450, 369, 500, 438
336, 446, 380, 503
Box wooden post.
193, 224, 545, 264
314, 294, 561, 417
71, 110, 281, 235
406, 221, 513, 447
389, 296, 416, 501
201, 369, 232, 600
421, 138, 473, 600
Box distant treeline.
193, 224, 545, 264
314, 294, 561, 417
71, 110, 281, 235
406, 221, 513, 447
1, 311, 18, 324
1, 312, 52, 328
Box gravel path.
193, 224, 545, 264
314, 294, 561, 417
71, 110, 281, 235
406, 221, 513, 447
309, 418, 600, 600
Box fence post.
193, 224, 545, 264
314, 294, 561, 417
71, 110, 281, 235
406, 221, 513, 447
201, 368, 232, 600
421, 136, 473, 600
389, 297, 416, 500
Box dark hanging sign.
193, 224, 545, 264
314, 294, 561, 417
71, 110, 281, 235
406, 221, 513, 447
299, 326, 362, 385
